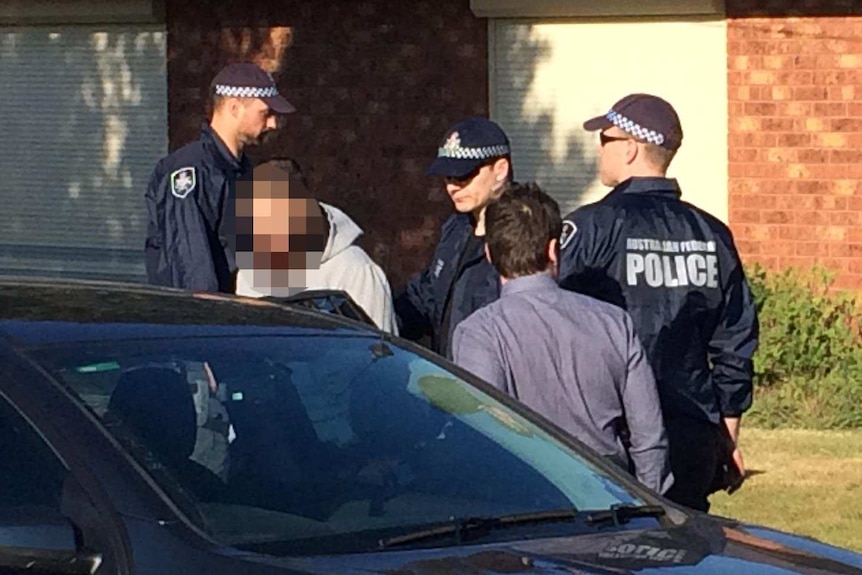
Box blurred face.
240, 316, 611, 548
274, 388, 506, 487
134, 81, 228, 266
445, 158, 510, 215
597, 126, 636, 187
237, 98, 278, 146
236, 171, 326, 295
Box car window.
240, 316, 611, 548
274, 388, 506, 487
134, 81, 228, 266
0, 395, 67, 510
33, 333, 644, 556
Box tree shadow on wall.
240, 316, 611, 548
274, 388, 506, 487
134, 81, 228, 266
0, 26, 167, 282
491, 22, 597, 216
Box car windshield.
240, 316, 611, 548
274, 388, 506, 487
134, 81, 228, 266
26, 327, 645, 556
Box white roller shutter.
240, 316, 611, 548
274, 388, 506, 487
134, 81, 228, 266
490, 18, 729, 221
0, 25, 167, 282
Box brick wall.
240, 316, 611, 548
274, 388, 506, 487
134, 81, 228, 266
727, 3, 862, 290
165, 0, 488, 290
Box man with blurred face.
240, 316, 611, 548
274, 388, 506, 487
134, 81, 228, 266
236, 161, 397, 334
394, 117, 513, 357
145, 62, 294, 293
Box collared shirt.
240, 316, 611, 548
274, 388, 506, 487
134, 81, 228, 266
451, 273, 673, 494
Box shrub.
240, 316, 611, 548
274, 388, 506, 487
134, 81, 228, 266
745, 265, 862, 429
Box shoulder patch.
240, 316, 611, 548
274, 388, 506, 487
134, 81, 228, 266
170, 167, 197, 199
560, 219, 578, 249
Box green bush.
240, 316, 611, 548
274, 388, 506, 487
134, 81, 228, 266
745, 265, 862, 429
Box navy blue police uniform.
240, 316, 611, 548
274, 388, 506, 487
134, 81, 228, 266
558, 94, 759, 512
145, 62, 294, 293
145, 125, 251, 293
395, 118, 511, 358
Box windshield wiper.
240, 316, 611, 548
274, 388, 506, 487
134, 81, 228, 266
583, 504, 665, 527
378, 508, 580, 549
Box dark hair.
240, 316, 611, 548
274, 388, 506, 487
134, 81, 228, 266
485, 182, 562, 279
640, 142, 676, 172
254, 157, 330, 248
258, 157, 310, 190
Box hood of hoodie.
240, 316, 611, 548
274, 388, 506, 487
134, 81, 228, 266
320, 202, 362, 263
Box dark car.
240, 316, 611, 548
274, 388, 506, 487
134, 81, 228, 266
0, 277, 860, 575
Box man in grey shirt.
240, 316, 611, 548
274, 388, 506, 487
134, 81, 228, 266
451, 182, 673, 494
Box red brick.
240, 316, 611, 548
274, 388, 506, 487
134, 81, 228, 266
730, 148, 761, 162
735, 241, 761, 255
818, 196, 849, 211
777, 133, 812, 147
795, 242, 829, 257
830, 118, 862, 132
761, 117, 796, 131
792, 86, 830, 101
828, 243, 852, 258
775, 102, 812, 117
777, 70, 815, 85
763, 210, 792, 224
730, 132, 778, 147
796, 181, 827, 195
791, 53, 819, 68
812, 102, 848, 116
766, 148, 797, 163
797, 148, 831, 163
743, 102, 777, 115
830, 149, 862, 163
829, 211, 859, 225
729, 179, 762, 195
731, 209, 763, 223
828, 86, 856, 101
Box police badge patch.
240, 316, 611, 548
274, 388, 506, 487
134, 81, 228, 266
170, 167, 196, 199
560, 220, 577, 249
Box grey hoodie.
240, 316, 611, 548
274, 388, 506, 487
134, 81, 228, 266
236, 203, 397, 334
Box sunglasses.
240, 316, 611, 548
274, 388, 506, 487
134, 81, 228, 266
445, 165, 482, 185
599, 132, 633, 146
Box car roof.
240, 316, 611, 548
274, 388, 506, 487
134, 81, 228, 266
0, 276, 378, 347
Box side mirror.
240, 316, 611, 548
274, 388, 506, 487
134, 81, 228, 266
0, 506, 102, 575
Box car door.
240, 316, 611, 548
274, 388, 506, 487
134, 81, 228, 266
0, 387, 124, 575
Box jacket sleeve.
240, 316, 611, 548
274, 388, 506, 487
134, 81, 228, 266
153, 166, 219, 292
451, 317, 507, 391
394, 266, 435, 341
558, 206, 617, 295
709, 244, 758, 418
620, 312, 674, 494
345, 262, 399, 335
144, 167, 166, 286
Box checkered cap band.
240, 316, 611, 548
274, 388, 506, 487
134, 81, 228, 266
607, 110, 666, 146
437, 143, 510, 160
215, 84, 279, 99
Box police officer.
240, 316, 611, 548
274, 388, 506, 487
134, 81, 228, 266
145, 62, 295, 293
558, 93, 759, 511
395, 117, 513, 357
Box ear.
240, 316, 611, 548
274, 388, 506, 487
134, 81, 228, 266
228, 97, 243, 119
492, 157, 511, 183
547, 238, 559, 267
624, 138, 640, 165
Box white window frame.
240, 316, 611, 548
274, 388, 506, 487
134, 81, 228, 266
471, 0, 724, 18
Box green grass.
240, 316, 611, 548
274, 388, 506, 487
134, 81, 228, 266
710, 428, 862, 552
